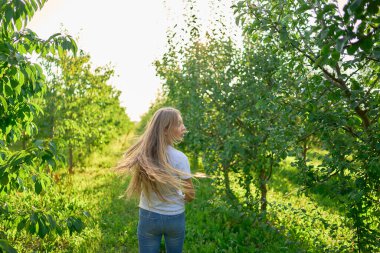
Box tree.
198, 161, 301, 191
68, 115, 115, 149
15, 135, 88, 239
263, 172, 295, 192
0, 1, 87, 251
37, 51, 133, 172
154, 0, 379, 250
156, 22, 297, 214
234, 0, 380, 250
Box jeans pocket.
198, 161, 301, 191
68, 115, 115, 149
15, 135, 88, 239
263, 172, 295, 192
139, 208, 162, 220
138, 214, 162, 236
164, 212, 185, 235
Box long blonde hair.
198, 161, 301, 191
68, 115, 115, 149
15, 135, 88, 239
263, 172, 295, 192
116, 107, 191, 201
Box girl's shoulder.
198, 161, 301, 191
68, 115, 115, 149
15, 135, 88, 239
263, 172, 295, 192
167, 145, 188, 162
167, 146, 190, 174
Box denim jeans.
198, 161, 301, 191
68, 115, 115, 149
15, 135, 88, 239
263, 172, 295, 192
138, 208, 185, 253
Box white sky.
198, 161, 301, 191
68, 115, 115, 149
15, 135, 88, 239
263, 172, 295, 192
27, 0, 238, 121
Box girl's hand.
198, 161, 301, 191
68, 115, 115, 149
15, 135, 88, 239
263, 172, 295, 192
183, 178, 195, 202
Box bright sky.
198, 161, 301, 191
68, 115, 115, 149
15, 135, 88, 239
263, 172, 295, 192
27, 0, 237, 121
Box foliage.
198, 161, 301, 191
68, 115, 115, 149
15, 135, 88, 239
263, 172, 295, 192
1, 1, 132, 251
233, 0, 380, 250
1, 133, 133, 252
155, 3, 299, 215
35, 51, 133, 172
0, 0, 83, 251
154, 0, 379, 251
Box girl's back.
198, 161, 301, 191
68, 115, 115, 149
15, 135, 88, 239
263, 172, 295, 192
139, 145, 191, 215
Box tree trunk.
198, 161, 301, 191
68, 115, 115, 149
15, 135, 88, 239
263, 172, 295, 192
68, 145, 74, 174
302, 139, 308, 162
259, 168, 268, 213
222, 163, 237, 201
22, 131, 26, 150
222, 163, 231, 196
87, 144, 91, 155
191, 152, 198, 171
50, 115, 55, 138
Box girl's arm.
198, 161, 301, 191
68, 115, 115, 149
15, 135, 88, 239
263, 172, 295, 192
183, 178, 195, 202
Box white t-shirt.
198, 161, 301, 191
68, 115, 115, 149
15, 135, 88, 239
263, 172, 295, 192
139, 145, 191, 215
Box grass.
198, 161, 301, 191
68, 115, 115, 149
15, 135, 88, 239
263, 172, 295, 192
57, 168, 307, 252
2, 134, 365, 252
227, 156, 355, 252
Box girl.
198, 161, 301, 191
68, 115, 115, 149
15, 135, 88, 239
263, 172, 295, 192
117, 107, 195, 253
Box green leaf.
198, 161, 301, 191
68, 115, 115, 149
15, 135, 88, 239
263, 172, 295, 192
348, 0, 362, 13
255, 100, 265, 110
5, 7, 13, 27
29, 213, 37, 234
61, 40, 72, 51
49, 46, 56, 54
279, 25, 288, 42
69, 36, 78, 55
33, 63, 43, 75
83, 211, 91, 217
36, 0, 44, 9
323, 3, 336, 13
336, 37, 347, 52
30, 0, 39, 11
372, 48, 380, 59
349, 115, 362, 126
358, 37, 372, 53
0, 96, 8, 112
73, 218, 85, 232
46, 32, 61, 42
347, 43, 359, 55
47, 214, 57, 229
320, 45, 330, 56
34, 179, 42, 194
49, 141, 57, 153
15, 18, 23, 31
296, 4, 311, 14
0, 172, 9, 185
37, 218, 48, 238
34, 140, 44, 149
16, 177, 24, 190
46, 158, 56, 168
331, 50, 340, 62
58, 46, 64, 58
17, 218, 27, 231
25, 124, 31, 136
0, 239, 17, 253
319, 29, 329, 40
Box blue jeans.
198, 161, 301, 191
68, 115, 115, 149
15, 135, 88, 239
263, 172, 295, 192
138, 208, 185, 253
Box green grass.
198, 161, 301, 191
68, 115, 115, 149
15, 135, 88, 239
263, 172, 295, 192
227, 156, 355, 252
2, 135, 363, 252
51, 167, 307, 252
268, 171, 354, 252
